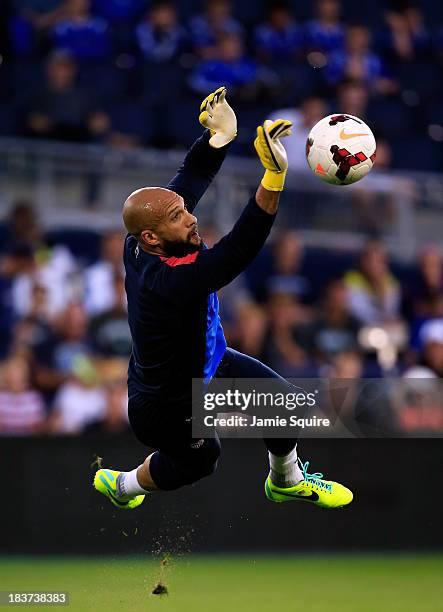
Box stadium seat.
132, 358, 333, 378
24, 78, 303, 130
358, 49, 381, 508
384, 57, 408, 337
341, 0, 386, 27
368, 98, 413, 138
426, 100, 443, 126
44, 228, 102, 265
107, 101, 155, 144
14, 1, 60, 9
287, 0, 312, 22
176, 0, 201, 21
0, 104, 17, 135
0, 61, 13, 102
303, 249, 357, 299
10, 60, 45, 106
234, 105, 274, 156
91, 0, 147, 24
418, 0, 443, 24
395, 60, 442, 101
272, 62, 323, 106
390, 136, 443, 172
78, 62, 130, 104
165, 96, 203, 147
0, 223, 10, 253
140, 61, 187, 106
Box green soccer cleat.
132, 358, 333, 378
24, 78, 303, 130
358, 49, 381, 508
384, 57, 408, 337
265, 459, 353, 509
93, 468, 145, 510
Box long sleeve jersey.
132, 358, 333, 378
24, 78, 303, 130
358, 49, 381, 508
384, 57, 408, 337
124, 130, 276, 404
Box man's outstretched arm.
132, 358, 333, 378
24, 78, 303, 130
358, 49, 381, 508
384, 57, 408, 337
166, 87, 237, 213
154, 119, 293, 300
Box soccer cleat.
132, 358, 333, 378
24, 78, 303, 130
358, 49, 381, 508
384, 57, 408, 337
265, 459, 353, 509
93, 468, 145, 510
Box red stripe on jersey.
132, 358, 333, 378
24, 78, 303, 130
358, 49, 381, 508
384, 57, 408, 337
159, 252, 199, 267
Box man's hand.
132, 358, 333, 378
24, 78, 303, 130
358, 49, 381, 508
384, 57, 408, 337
199, 86, 237, 148
254, 119, 292, 192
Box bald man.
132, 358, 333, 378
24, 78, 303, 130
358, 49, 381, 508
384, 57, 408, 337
94, 88, 353, 511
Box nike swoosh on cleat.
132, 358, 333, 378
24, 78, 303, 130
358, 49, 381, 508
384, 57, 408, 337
106, 491, 129, 507
98, 475, 129, 507
276, 490, 320, 502
339, 128, 368, 140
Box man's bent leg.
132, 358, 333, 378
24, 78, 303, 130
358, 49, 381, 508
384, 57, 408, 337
94, 389, 221, 507
128, 393, 221, 491
136, 454, 158, 491
113, 454, 158, 498
215, 348, 353, 508
215, 348, 303, 485
147, 436, 221, 491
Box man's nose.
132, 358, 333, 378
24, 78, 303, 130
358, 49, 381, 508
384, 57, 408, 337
186, 212, 197, 226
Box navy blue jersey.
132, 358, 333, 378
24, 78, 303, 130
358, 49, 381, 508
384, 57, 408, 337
124, 130, 276, 404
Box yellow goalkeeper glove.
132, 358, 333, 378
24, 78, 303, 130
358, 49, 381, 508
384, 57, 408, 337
254, 119, 292, 191
199, 86, 237, 148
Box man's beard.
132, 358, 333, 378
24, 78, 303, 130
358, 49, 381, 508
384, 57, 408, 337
162, 237, 201, 257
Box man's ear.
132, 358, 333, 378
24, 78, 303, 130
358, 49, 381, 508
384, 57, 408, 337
140, 229, 159, 247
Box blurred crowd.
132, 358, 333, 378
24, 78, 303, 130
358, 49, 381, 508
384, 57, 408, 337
0, 0, 442, 170
0, 200, 442, 437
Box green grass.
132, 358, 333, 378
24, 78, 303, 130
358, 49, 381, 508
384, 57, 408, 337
1, 555, 442, 612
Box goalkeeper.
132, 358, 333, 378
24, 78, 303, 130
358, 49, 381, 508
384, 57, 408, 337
93, 87, 353, 510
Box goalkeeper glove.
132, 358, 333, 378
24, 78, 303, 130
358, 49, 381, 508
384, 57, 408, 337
254, 119, 292, 191
199, 86, 237, 148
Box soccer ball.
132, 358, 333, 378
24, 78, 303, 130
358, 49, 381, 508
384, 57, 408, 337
306, 114, 376, 185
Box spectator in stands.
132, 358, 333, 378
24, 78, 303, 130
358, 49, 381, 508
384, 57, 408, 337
368, 136, 391, 171
135, 1, 187, 63
0, 354, 47, 435
324, 351, 364, 433
48, 355, 106, 434
52, 0, 111, 61
11, 241, 78, 321
396, 373, 441, 435
2, 200, 42, 252
89, 273, 131, 357
188, 0, 243, 58
33, 302, 92, 394
378, 4, 431, 62
267, 231, 311, 302
416, 320, 443, 377
263, 289, 312, 377
189, 32, 263, 100
344, 240, 401, 325
405, 247, 443, 319
346, 136, 410, 235
85, 359, 130, 433
327, 349, 363, 379
85, 377, 129, 434
270, 96, 328, 169
406, 248, 443, 352
0, 200, 80, 323
92, 0, 146, 25
10, 283, 54, 358
303, 279, 361, 363
9, 0, 67, 57
325, 24, 396, 94
0, 246, 34, 358
326, 350, 395, 434
230, 300, 267, 359
83, 230, 125, 316
336, 79, 370, 120
218, 273, 253, 345
304, 0, 345, 55
253, 2, 303, 64
438, 26, 443, 65
24, 51, 110, 143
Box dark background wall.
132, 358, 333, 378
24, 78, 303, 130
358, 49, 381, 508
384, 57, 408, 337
2, 436, 442, 555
